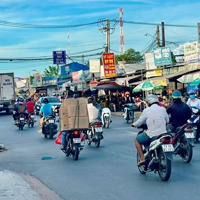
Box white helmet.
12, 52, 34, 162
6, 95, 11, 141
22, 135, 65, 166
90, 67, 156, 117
146, 94, 159, 105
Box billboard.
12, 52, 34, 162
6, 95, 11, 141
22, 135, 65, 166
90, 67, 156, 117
102, 53, 116, 78
89, 59, 101, 73
42, 76, 57, 86
145, 52, 157, 70
153, 47, 172, 66
184, 41, 199, 63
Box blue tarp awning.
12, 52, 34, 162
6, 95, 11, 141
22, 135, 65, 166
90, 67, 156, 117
61, 62, 89, 78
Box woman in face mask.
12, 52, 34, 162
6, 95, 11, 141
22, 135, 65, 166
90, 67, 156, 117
186, 90, 200, 109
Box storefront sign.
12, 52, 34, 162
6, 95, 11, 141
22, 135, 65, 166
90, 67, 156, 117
151, 79, 168, 86
42, 76, 57, 86
146, 69, 162, 78
102, 53, 116, 78
153, 47, 172, 66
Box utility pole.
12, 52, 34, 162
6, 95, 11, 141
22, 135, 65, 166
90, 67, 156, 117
156, 25, 160, 47
105, 19, 110, 53
161, 22, 165, 47
82, 55, 84, 64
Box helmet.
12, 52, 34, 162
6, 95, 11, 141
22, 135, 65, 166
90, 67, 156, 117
188, 90, 195, 95
27, 97, 32, 101
172, 90, 182, 99
18, 97, 24, 103
87, 96, 94, 104
125, 91, 130, 95
43, 98, 49, 103
146, 94, 159, 105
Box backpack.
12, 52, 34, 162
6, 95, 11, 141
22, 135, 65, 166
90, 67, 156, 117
18, 104, 26, 113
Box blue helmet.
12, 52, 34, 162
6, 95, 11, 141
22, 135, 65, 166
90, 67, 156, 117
172, 91, 182, 99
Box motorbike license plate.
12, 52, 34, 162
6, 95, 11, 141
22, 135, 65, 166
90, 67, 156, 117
49, 120, 54, 123
30, 115, 34, 118
95, 127, 102, 132
162, 144, 174, 152
0, 105, 3, 107
73, 138, 81, 143
20, 118, 24, 120
185, 132, 195, 139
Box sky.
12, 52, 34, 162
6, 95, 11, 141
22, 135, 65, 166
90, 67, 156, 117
0, 0, 199, 77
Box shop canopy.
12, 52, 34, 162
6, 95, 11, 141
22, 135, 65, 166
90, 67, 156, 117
189, 78, 200, 87
132, 81, 161, 92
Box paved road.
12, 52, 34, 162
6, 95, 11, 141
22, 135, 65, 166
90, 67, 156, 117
0, 112, 200, 200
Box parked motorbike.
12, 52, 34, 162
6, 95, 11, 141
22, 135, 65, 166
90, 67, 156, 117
169, 123, 195, 163
86, 120, 103, 148
27, 112, 35, 127
61, 130, 84, 161
102, 107, 111, 128
16, 113, 26, 130
187, 107, 200, 142
42, 115, 58, 139
123, 103, 137, 123
134, 124, 174, 181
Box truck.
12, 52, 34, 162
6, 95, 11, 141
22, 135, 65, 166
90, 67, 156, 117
0, 73, 15, 114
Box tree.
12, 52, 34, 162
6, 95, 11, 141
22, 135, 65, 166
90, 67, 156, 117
44, 65, 60, 77
115, 48, 143, 64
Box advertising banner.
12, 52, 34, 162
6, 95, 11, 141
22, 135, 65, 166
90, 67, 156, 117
102, 53, 116, 78
153, 47, 172, 66
146, 69, 163, 78
145, 52, 157, 70
89, 59, 101, 73
184, 41, 199, 63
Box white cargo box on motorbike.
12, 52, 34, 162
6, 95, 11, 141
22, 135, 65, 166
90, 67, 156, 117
60, 97, 89, 131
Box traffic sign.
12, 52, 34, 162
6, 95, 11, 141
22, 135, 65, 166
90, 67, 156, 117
53, 51, 66, 65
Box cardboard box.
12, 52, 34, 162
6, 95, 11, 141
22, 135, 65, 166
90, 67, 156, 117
60, 120, 70, 131
59, 107, 68, 120
68, 104, 88, 117
68, 116, 89, 129
63, 97, 87, 107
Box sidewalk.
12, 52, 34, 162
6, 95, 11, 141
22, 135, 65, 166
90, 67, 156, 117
0, 170, 42, 200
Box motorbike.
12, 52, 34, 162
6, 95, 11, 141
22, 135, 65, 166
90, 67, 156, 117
169, 123, 195, 163
42, 115, 58, 139
134, 124, 174, 181
61, 130, 85, 161
85, 120, 103, 148
123, 103, 137, 123
102, 107, 111, 128
187, 107, 200, 142
27, 112, 35, 127
16, 113, 26, 130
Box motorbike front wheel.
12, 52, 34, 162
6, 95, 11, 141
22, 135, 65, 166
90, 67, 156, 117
104, 116, 110, 128
73, 146, 79, 160
95, 138, 101, 148
158, 150, 171, 181
181, 139, 193, 163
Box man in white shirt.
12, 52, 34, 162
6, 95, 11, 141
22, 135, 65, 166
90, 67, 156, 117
132, 94, 169, 166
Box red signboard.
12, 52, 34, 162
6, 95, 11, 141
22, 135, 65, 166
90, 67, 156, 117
102, 53, 116, 78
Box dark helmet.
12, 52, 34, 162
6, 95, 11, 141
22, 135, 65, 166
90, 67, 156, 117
172, 90, 182, 99
87, 96, 94, 104
27, 97, 32, 101
17, 97, 24, 103
43, 98, 49, 103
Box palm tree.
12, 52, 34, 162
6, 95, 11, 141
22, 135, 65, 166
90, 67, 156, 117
44, 65, 60, 77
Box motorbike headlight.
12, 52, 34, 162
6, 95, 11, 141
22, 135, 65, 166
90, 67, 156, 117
192, 108, 199, 114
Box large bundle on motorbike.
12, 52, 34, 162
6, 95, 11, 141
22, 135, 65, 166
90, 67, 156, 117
60, 97, 89, 130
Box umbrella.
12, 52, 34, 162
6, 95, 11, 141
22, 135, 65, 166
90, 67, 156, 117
95, 83, 121, 90
132, 81, 159, 92
189, 78, 200, 87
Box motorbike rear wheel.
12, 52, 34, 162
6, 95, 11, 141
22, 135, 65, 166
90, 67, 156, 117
129, 111, 134, 123
181, 139, 193, 163
95, 138, 101, 148
136, 152, 146, 174
104, 116, 110, 128
158, 150, 171, 181
72, 146, 79, 160
31, 121, 34, 127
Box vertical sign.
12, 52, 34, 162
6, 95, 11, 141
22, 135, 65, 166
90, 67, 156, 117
53, 51, 66, 65
102, 53, 116, 78
153, 47, 172, 66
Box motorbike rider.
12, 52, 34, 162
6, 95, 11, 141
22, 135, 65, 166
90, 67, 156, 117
26, 97, 35, 114
132, 94, 169, 166
38, 98, 55, 133
187, 90, 200, 109
167, 91, 191, 132
123, 92, 134, 119
13, 97, 28, 125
